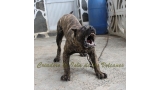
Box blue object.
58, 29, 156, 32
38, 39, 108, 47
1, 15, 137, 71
88, 0, 108, 35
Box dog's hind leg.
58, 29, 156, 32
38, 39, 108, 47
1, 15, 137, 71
54, 25, 64, 62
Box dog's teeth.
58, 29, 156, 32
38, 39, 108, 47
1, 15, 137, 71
90, 33, 95, 36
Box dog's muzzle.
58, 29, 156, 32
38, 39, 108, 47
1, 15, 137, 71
84, 33, 96, 48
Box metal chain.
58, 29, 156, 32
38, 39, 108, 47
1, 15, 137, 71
87, 54, 93, 68
98, 34, 109, 61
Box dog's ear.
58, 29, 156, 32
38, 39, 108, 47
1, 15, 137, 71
71, 29, 77, 37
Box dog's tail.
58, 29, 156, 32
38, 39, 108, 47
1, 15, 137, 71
70, 11, 73, 14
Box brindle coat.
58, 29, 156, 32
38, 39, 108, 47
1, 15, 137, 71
54, 12, 107, 81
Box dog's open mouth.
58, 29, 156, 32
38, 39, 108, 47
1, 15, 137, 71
84, 33, 96, 48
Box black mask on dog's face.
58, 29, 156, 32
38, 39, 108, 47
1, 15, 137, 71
72, 25, 96, 48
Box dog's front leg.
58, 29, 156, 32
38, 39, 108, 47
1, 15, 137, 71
61, 51, 70, 81
88, 50, 107, 79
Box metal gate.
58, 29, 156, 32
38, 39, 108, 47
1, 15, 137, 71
45, 0, 78, 31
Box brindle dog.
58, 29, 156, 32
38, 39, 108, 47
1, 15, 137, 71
54, 11, 107, 81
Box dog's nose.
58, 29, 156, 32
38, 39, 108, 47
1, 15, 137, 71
91, 29, 95, 33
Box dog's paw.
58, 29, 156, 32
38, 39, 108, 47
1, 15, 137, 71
80, 53, 87, 57
61, 74, 70, 81
96, 72, 107, 79
54, 57, 60, 62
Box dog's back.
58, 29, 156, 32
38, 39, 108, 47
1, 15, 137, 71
57, 12, 81, 36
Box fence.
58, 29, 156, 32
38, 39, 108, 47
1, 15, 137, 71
107, 0, 126, 38
34, 0, 49, 39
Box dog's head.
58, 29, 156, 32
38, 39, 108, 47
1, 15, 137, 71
72, 25, 96, 48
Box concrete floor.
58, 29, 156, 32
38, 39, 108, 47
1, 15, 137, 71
34, 34, 126, 90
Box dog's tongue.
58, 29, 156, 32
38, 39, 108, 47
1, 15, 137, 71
87, 40, 91, 44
